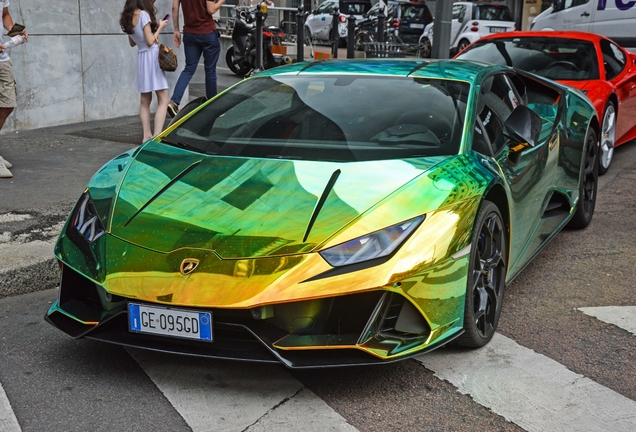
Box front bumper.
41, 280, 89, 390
45, 262, 464, 368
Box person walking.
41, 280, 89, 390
0, 0, 28, 179
120, 0, 170, 143
167, 0, 225, 117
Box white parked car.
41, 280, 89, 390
531, 0, 636, 48
304, 0, 372, 47
418, 1, 515, 57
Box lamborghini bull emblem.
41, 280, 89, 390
180, 259, 200, 276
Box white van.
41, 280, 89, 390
531, 0, 636, 47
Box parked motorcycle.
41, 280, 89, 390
226, 5, 291, 76
353, 15, 403, 52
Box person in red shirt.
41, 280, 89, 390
168, 0, 225, 116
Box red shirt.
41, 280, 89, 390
181, 0, 217, 34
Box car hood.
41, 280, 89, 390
107, 142, 446, 258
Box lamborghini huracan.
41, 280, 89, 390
46, 59, 598, 368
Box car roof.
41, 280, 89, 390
477, 30, 606, 44
255, 58, 506, 85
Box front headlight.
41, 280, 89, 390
320, 215, 425, 267
72, 191, 106, 243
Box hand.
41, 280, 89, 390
173, 30, 181, 48
20, 31, 29, 42
159, 19, 168, 30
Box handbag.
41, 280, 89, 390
158, 41, 178, 72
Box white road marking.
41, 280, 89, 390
416, 333, 636, 432
578, 306, 636, 336
0, 240, 56, 273
0, 213, 32, 224
128, 349, 358, 432
0, 381, 21, 432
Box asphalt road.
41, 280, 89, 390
1, 68, 635, 431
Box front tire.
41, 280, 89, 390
567, 128, 598, 229
417, 37, 431, 58
599, 101, 616, 175
455, 200, 507, 348
225, 46, 251, 76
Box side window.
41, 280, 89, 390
452, 5, 466, 21
477, 75, 518, 155
600, 39, 626, 80
564, 0, 590, 9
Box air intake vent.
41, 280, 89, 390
378, 293, 430, 340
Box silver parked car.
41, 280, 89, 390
304, 0, 372, 47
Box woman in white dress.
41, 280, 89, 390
120, 0, 170, 143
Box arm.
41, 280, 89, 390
1, 8, 28, 46
2, 7, 12, 32
206, 0, 226, 16
128, 35, 136, 47
143, 16, 167, 47
173, 0, 181, 48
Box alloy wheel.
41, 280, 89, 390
599, 102, 616, 175
471, 212, 505, 339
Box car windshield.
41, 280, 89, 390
165, 76, 469, 162
458, 37, 600, 81
400, 4, 433, 23
339, 1, 371, 15
475, 5, 513, 21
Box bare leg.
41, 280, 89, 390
153, 89, 169, 137
140, 92, 153, 143
0, 107, 14, 132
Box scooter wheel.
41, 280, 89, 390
226, 46, 251, 76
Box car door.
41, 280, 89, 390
551, 0, 592, 31
601, 39, 636, 143
476, 74, 556, 273
306, 1, 336, 40
450, 3, 468, 47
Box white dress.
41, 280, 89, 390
129, 10, 168, 93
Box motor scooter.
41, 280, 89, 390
226, 5, 291, 76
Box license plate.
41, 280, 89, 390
128, 303, 212, 342
410, 23, 424, 29
490, 27, 507, 33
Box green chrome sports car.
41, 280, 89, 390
46, 59, 598, 368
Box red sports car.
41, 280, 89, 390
456, 31, 636, 174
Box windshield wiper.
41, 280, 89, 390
160, 136, 187, 148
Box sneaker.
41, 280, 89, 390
167, 101, 179, 117
0, 159, 12, 178
0, 156, 11, 168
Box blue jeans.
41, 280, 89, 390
171, 30, 221, 105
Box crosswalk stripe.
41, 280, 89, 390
0, 381, 21, 432
0, 240, 56, 273
128, 349, 358, 432
578, 306, 636, 336
416, 333, 636, 432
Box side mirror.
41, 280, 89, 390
504, 105, 542, 149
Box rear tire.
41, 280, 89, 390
567, 128, 598, 229
354, 31, 372, 52
457, 38, 470, 53
455, 200, 507, 348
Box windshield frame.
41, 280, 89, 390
458, 37, 601, 81
163, 74, 471, 163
